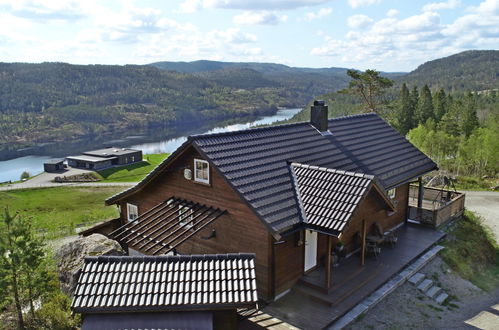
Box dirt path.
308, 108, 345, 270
464, 191, 499, 243
346, 256, 499, 330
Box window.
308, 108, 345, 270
179, 205, 194, 228
194, 159, 210, 184
388, 188, 396, 199
127, 203, 138, 222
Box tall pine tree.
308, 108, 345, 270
395, 83, 414, 135
460, 92, 479, 137
416, 85, 434, 124
433, 88, 447, 121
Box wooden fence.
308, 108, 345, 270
408, 185, 465, 228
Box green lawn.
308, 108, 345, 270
440, 210, 499, 291
96, 153, 169, 182
0, 186, 123, 239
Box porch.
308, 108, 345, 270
408, 185, 465, 228
261, 223, 446, 330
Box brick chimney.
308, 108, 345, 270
310, 100, 328, 132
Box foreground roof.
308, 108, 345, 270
72, 254, 257, 313
106, 112, 437, 237
291, 163, 394, 236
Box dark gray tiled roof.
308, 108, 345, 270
71, 254, 257, 313
290, 163, 375, 235
192, 122, 356, 235
327, 114, 437, 188
106, 113, 437, 237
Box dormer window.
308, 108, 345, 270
388, 188, 396, 199
194, 159, 210, 184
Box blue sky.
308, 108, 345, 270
0, 0, 498, 71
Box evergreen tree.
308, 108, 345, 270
416, 85, 434, 124
433, 88, 447, 121
395, 83, 414, 135
344, 69, 394, 112
410, 86, 419, 118
460, 92, 479, 137
0, 208, 53, 329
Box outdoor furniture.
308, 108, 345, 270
383, 230, 398, 248
365, 241, 380, 259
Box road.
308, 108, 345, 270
463, 191, 499, 243
0, 167, 136, 191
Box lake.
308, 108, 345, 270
0, 108, 301, 182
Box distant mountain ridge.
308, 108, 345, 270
395, 50, 499, 91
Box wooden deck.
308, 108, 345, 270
260, 223, 446, 330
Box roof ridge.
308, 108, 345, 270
85, 253, 256, 263
290, 162, 375, 180
191, 121, 309, 140
327, 112, 377, 122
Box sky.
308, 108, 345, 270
0, 0, 498, 72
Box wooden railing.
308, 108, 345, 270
408, 185, 465, 228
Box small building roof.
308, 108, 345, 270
43, 158, 64, 165
66, 155, 117, 163
83, 147, 141, 157
71, 253, 258, 314
290, 163, 394, 236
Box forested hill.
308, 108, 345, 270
395, 50, 499, 91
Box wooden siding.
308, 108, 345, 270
119, 146, 273, 300
335, 183, 409, 253
273, 232, 304, 296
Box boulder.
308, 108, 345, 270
56, 233, 125, 297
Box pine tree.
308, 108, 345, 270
344, 69, 394, 112
395, 83, 414, 135
433, 88, 447, 121
460, 92, 479, 137
416, 85, 434, 124
0, 208, 53, 329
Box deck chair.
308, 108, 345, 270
375, 222, 398, 248
365, 241, 380, 259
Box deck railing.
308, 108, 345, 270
408, 185, 465, 228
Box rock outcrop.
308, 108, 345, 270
56, 233, 125, 297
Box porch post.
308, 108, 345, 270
361, 218, 366, 266
325, 235, 332, 289
417, 177, 424, 220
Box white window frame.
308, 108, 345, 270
388, 188, 396, 199
179, 205, 194, 228
194, 159, 210, 184
127, 203, 138, 222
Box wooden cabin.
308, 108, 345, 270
104, 101, 437, 301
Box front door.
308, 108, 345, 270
304, 230, 318, 272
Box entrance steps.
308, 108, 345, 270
409, 272, 449, 305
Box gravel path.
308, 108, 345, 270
346, 256, 499, 330
463, 191, 499, 243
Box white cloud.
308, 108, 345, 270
422, 0, 460, 12
348, 0, 380, 9
305, 7, 333, 21
312, 0, 499, 71
233, 11, 287, 25
347, 14, 374, 28
386, 9, 399, 17
0, 0, 87, 21
179, 0, 331, 13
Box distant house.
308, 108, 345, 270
102, 101, 437, 301
43, 158, 64, 172
71, 254, 257, 330
66, 147, 142, 170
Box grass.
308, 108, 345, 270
96, 153, 169, 182
453, 175, 499, 191
0, 186, 123, 239
440, 210, 499, 291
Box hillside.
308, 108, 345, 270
0, 62, 300, 144
395, 50, 499, 91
